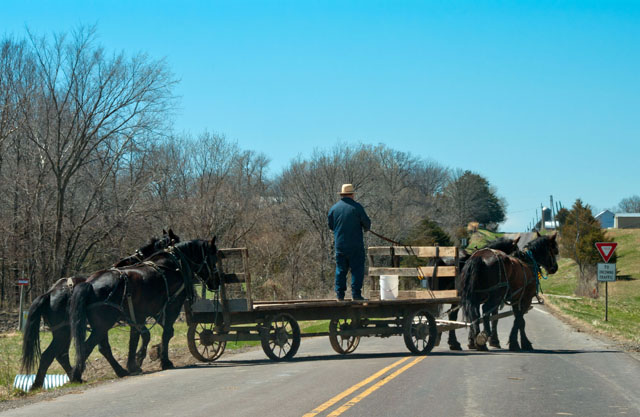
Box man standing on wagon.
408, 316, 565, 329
328, 184, 371, 301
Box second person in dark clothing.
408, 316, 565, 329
328, 184, 371, 301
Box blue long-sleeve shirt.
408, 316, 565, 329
328, 197, 371, 252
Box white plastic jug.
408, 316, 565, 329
379, 275, 399, 300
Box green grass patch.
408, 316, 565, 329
468, 229, 504, 249
300, 320, 330, 334
541, 229, 640, 346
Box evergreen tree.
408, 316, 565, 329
405, 218, 453, 246
559, 199, 616, 298
437, 170, 506, 232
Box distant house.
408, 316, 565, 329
614, 213, 640, 229
595, 210, 615, 229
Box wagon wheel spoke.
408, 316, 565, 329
187, 323, 227, 362
261, 313, 301, 361
329, 318, 361, 354
403, 309, 437, 355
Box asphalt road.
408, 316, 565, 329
2, 305, 639, 417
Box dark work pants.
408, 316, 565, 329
334, 249, 365, 298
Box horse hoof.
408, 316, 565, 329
522, 343, 534, 351
449, 343, 463, 351
116, 370, 130, 378
475, 331, 488, 347
128, 366, 142, 375
161, 361, 175, 370
508, 343, 521, 352
489, 340, 501, 349
477, 344, 489, 352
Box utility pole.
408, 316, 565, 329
550, 195, 555, 228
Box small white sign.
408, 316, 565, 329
597, 263, 616, 282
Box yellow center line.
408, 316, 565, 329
301, 357, 411, 417
327, 356, 427, 417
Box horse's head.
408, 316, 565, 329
526, 232, 559, 274
200, 236, 219, 291
158, 228, 181, 250
174, 237, 220, 291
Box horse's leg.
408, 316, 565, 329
476, 303, 494, 351
447, 306, 462, 351
31, 335, 60, 390
159, 305, 182, 370
136, 328, 151, 368
516, 308, 533, 351
508, 307, 521, 352
72, 329, 103, 382
98, 336, 129, 378
467, 304, 481, 350
54, 327, 73, 378
489, 318, 501, 348
127, 327, 142, 374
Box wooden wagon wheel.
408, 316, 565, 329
403, 308, 437, 355
329, 318, 361, 354
260, 313, 301, 361
187, 322, 227, 362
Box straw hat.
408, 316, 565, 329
339, 184, 355, 195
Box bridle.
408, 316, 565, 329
171, 242, 219, 291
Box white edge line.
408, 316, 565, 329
533, 307, 550, 315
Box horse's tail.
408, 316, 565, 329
459, 255, 484, 322
70, 282, 92, 361
21, 293, 49, 373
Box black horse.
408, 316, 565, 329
433, 236, 520, 350
70, 238, 219, 383
459, 232, 559, 351
21, 230, 179, 390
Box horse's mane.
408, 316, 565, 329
485, 237, 515, 251
172, 239, 207, 256
514, 235, 553, 263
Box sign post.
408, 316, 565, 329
17, 273, 29, 331
595, 242, 617, 322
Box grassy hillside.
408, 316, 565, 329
541, 228, 640, 346
467, 229, 504, 249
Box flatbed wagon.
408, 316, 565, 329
184, 245, 467, 362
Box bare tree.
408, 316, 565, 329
19, 26, 176, 279
618, 195, 640, 213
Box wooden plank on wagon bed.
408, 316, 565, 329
368, 266, 457, 277
390, 246, 458, 257
219, 248, 246, 258
367, 247, 394, 256
369, 289, 457, 300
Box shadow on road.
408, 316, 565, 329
171, 347, 621, 370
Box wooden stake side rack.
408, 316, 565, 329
366, 245, 461, 301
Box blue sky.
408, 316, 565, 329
3, 1, 639, 231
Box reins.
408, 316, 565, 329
368, 229, 403, 246
368, 229, 437, 298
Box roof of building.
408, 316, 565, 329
595, 210, 614, 218
615, 213, 640, 217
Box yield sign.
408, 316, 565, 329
595, 242, 617, 263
